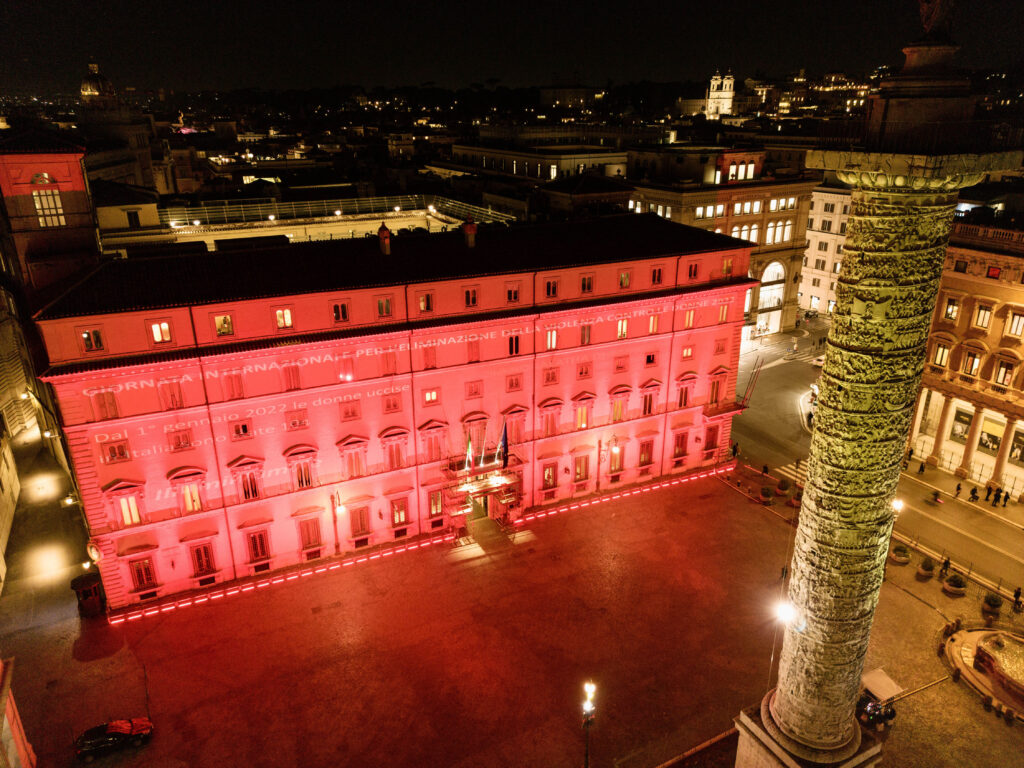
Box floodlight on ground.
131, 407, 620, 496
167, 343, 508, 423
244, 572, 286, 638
193, 219, 200, 226
892, 499, 904, 515
268, 214, 275, 221
19, 392, 29, 400
334, 210, 341, 216
775, 601, 798, 624
394, 206, 401, 212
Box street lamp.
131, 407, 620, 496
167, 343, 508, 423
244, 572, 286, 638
582, 681, 596, 768
775, 600, 806, 633
891, 498, 903, 517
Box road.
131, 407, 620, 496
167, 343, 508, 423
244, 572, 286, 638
732, 321, 1024, 589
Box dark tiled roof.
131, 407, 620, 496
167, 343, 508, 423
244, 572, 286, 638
543, 175, 634, 195
0, 128, 85, 155
36, 214, 748, 320
90, 179, 160, 207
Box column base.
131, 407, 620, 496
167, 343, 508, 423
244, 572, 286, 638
735, 696, 882, 768
954, 466, 969, 478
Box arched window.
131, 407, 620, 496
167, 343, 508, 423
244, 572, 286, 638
167, 466, 207, 513
284, 445, 318, 490
572, 392, 595, 430
379, 428, 410, 471
461, 412, 489, 452
538, 398, 563, 438
227, 456, 265, 501
102, 479, 145, 528
418, 420, 449, 463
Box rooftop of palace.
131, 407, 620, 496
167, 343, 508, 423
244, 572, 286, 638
37, 214, 748, 320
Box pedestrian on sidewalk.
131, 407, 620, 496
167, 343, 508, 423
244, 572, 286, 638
795, 458, 801, 472
1004, 493, 1011, 507
731, 442, 739, 459
1015, 587, 1022, 611
986, 486, 993, 501
917, 462, 925, 475
969, 487, 979, 502
994, 488, 1003, 506
941, 557, 951, 578
763, 464, 770, 476
955, 482, 962, 498
908, 448, 914, 462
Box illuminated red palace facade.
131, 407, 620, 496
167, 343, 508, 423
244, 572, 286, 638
36, 215, 752, 609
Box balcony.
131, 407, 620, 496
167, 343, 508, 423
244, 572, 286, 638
704, 400, 747, 418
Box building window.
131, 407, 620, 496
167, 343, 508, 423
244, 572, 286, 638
215, 315, 234, 336
581, 275, 594, 293
33, 187, 66, 227
681, 346, 693, 360
645, 353, 657, 367
283, 364, 301, 391
996, 361, 1014, 386
159, 380, 183, 410
542, 462, 558, 489
391, 498, 409, 527
963, 351, 980, 376
91, 390, 119, 421
953, 260, 968, 273
422, 346, 437, 369
339, 356, 355, 382
617, 319, 628, 339
224, 371, 244, 400
129, 558, 156, 591
275, 308, 293, 329
119, 495, 141, 526
642, 392, 655, 416
580, 325, 592, 345
231, 420, 252, 440
610, 395, 627, 422
423, 389, 438, 405
377, 297, 392, 318
673, 432, 688, 458
349, 506, 370, 537
341, 444, 367, 479
465, 380, 483, 399
718, 305, 728, 323
150, 321, 171, 343
545, 280, 559, 298
817, 242, 829, 253
613, 356, 628, 373
687, 263, 699, 280
464, 288, 478, 307
181, 482, 202, 513
575, 402, 590, 430
577, 362, 592, 379
300, 518, 322, 551
542, 410, 559, 438
381, 351, 397, 376
286, 409, 308, 430
247, 530, 270, 562
467, 339, 480, 363
651, 267, 663, 285
546, 329, 558, 350
619, 271, 631, 289
419, 293, 434, 313
103, 440, 130, 463
506, 374, 522, 392
574, 455, 589, 482
639, 440, 654, 467
239, 470, 261, 500
677, 382, 692, 408
722, 257, 733, 276
168, 429, 192, 451
333, 302, 349, 322
506, 283, 520, 303
975, 305, 992, 329
812, 278, 821, 288
428, 489, 443, 518
81, 329, 104, 352
543, 367, 559, 385
384, 394, 402, 413
709, 378, 722, 404
944, 298, 959, 321
609, 445, 624, 474
683, 310, 695, 329
987, 266, 1002, 280
508, 335, 520, 356
191, 544, 215, 577
1009, 312, 1024, 336
385, 440, 405, 471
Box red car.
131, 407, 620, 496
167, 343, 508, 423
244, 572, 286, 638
74, 718, 154, 762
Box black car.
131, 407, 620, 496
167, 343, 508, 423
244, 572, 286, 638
74, 718, 154, 762
804, 309, 819, 319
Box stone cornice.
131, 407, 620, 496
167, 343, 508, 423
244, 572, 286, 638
806, 149, 1022, 191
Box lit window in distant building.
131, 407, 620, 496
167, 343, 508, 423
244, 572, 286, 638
215, 315, 234, 336
975, 305, 992, 329
617, 319, 628, 339
377, 297, 392, 317
1009, 312, 1024, 336
619, 271, 631, 289
944, 298, 959, 321
996, 361, 1014, 386
150, 321, 171, 343
129, 558, 155, 590
275, 308, 293, 329
649, 316, 659, 334
546, 329, 557, 350
581, 275, 594, 293
419, 293, 433, 312
81, 329, 104, 352
333, 302, 349, 322
963, 351, 980, 376
651, 267, 662, 285
32, 187, 65, 227
119, 495, 141, 526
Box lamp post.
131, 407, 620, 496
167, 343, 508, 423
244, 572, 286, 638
581, 681, 596, 768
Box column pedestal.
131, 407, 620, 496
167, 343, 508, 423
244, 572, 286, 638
927, 394, 953, 466
955, 407, 985, 478
735, 696, 882, 768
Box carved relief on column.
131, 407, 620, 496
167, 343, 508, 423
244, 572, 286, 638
767, 172, 971, 758
955, 407, 985, 478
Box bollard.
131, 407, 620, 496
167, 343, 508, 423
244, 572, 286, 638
952, 668, 961, 683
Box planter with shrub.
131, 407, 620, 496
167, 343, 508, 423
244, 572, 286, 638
982, 591, 1003, 617
889, 544, 911, 565
787, 490, 802, 508
776, 478, 791, 496
916, 556, 935, 579
943, 572, 968, 596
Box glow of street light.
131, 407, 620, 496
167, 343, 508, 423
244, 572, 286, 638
19, 392, 29, 400
268, 214, 275, 221
891, 499, 904, 513
582, 681, 596, 715
193, 219, 200, 226
775, 601, 798, 624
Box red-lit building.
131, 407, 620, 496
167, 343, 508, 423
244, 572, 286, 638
36, 215, 753, 609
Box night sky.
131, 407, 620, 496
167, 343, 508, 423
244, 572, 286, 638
2, 0, 1023, 94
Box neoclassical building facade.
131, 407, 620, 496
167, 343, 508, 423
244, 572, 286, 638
913, 220, 1024, 494
37, 215, 752, 609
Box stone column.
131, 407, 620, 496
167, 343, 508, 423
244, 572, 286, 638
927, 394, 954, 466
955, 407, 985, 478
907, 388, 927, 451
990, 417, 1017, 489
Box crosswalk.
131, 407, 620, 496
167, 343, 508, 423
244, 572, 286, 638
773, 461, 808, 487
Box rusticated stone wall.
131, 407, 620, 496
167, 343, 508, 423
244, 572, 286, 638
768, 168, 986, 758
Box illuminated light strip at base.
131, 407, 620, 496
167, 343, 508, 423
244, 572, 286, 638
106, 532, 455, 625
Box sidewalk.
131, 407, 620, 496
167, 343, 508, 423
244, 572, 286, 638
0, 425, 88, 633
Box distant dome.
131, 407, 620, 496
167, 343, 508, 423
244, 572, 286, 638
80, 62, 116, 105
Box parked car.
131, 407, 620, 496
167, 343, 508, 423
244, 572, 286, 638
74, 718, 154, 762
804, 309, 819, 319
811, 355, 826, 367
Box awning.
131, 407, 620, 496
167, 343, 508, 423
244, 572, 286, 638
236, 516, 274, 530
290, 505, 326, 518
861, 668, 903, 702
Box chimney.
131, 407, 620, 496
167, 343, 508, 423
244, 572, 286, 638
377, 222, 391, 255
462, 216, 477, 249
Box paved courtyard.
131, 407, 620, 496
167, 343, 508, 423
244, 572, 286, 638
1, 475, 1022, 767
